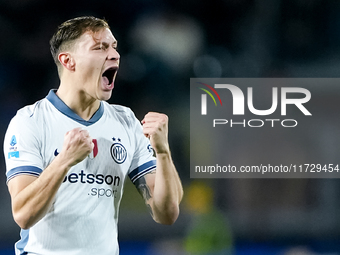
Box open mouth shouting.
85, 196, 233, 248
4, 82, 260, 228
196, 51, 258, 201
101, 65, 119, 90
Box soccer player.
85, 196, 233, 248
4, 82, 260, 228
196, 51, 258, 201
4, 16, 183, 255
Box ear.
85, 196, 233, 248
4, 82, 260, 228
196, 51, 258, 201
58, 52, 76, 72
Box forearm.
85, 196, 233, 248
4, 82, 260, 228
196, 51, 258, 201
11, 155, 71, 229
9, 127, 93, 229
151, 152, 183, 224
141, 112, 183, 224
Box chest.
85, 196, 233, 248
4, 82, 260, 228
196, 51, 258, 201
40, 115, 136, 178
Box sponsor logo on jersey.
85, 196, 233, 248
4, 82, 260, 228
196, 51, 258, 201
8, 151, 19, 159
62, 169, 121, 199
54, 139, 98, 158
63, 169, 120, 186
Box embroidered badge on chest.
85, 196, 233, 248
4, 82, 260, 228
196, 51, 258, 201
110, 137, 127, 164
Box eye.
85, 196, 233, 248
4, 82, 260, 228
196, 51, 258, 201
94, 44, 108, 51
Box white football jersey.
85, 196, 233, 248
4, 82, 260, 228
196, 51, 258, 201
4, 90, 156, 255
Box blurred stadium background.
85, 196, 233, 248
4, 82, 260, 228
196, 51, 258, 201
1, 0, 340, 254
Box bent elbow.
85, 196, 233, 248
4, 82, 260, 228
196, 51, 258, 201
160, 215, 178, 225
14, 217, 29, 230
154, 204, 180, 225
13, 211, 34, 229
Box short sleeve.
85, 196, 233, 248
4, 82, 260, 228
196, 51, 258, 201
4, 110, 43, 183
127, 112, 156, 183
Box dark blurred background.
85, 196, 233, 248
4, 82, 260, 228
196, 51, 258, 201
1, 0, 340, 254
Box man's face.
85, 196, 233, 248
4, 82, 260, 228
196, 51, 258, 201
71, 28, 120, 101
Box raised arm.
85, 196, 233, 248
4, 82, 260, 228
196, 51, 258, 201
135, 112, 183, 225
7, 128, 93, 229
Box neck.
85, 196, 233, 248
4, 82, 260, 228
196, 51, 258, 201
56, 81, 101, 121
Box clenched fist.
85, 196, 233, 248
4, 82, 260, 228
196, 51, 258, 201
141, 112, 170, 154
59, 127, 94, 167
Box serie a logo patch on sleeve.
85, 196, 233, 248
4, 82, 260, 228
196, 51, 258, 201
8, 135, 19, 159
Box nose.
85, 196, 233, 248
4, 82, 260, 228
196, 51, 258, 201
108, 47, 120, 61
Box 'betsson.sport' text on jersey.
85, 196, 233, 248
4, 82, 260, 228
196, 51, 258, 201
4, 90, 156, 255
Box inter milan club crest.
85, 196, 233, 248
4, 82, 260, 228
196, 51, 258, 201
110, 137, 127, 164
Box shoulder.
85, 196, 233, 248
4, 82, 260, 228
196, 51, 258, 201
9, 98, 47, 127
103, 102, 134, 115
15, 98, 47, 119
102, 102, 139, 128
4, 99, 47, 152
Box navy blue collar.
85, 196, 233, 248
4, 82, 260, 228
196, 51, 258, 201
46, 89, 104, 126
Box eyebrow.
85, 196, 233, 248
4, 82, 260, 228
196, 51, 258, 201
92, 40, 118, 48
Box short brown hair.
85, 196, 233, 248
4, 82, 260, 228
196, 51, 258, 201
50, 16, 110, 73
